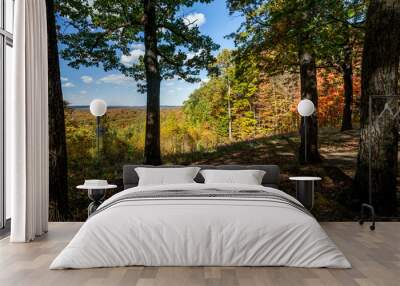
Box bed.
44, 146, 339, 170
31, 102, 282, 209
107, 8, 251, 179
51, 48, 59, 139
50, 165, 350, 269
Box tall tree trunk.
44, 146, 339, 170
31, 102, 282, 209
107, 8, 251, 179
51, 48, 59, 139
353, 0, 400, 216
298, 49, 321, 163
46, 0, 70, 220
341, 34, 353, 131
227, 80, 232, 140
143, 0, 162, 165
297, 2, 321, 164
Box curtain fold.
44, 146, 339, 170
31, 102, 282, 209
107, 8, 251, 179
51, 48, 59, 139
10, 0, 49, 242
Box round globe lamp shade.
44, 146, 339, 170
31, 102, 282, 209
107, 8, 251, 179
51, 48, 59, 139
297, 99, 315, 116
90, 99, 107, 117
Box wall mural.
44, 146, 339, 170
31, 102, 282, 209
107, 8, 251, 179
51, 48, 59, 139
46, 0, 399, 222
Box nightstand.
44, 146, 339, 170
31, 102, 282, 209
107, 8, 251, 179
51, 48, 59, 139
77, 182, 117, 216
289, 177, 321, 210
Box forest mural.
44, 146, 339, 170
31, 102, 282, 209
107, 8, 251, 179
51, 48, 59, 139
47, 0, 400, 221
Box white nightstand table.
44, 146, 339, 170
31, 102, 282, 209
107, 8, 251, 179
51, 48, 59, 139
289, 177, 322, 210
77, 183, 117, 216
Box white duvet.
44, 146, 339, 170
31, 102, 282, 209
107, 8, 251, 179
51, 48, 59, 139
50, 183, 351, 269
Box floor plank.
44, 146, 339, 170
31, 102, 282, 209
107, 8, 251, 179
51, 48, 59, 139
0, 222, 399, 286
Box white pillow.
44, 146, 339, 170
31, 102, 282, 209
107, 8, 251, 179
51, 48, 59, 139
200, 169, 266, 185
135, 167, 201, 186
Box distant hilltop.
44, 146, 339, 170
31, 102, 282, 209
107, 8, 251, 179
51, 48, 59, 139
69, 105, 181, 110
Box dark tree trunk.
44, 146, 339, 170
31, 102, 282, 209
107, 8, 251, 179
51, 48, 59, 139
143, 0, 162, 165
341, 35, 353, 131
298, 49, 321, 163
297, 2, 321, 164
46, 0, 70, 220
353, 0, 400, 216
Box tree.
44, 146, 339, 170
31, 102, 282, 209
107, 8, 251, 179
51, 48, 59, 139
47, 0, 70, 220
228, 0, 321, 162
230, 53, 259, 139
353, 0, 400, 215
212, 49, 259, 140
186, 49, 261, 141
340, 30, 354, 131
183, 76, 229, 139
214, 50, 235, 140
318, 0, 365, 131
58, 0, 219, 165
298, 27, 320, 163
256, 73, 300, 135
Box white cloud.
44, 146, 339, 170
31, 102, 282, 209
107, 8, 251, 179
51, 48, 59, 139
130, 44, 145, 50
201, 77, 210, 83
81, 75, 93, 84
61, 77, 69, 82
80, 90, 87, 94
63, 82, 75, 88
98, 74, 135, 86
183, 13, 206, 28
121, 46, 145, 66
186, 49, 204, 61
186, 52, 197, 60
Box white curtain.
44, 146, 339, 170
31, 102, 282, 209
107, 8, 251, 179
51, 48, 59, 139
9, 0, 49, 242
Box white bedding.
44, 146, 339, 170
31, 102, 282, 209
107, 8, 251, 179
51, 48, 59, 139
50, 183, 351, 269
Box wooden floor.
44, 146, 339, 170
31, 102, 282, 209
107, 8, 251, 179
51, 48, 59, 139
0, 222, 399, 286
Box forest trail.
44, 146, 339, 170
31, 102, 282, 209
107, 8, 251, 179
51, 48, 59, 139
171, 127, 361, 220
188, 127, 359, 179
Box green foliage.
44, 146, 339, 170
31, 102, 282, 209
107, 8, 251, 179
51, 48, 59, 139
182, 49, 262, 140
227, 0, 366, 74
183, 76, 229, 138
57, 0, 220, 91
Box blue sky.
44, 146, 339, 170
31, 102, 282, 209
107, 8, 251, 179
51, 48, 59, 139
60, 0, 243, 106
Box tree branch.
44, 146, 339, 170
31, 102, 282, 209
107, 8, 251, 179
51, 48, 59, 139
87, 23, 132, 54
327, 15, 365, 30
158, 23, 193, 43
156, 48, 187, 79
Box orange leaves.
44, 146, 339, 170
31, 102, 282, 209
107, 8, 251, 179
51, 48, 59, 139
317, 69, 345, 128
